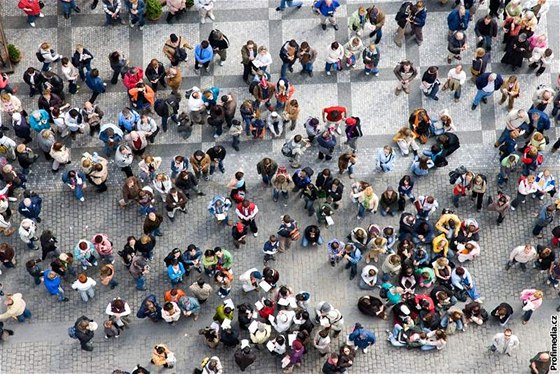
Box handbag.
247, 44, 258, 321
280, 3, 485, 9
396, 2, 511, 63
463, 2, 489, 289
289, 227, 301, 241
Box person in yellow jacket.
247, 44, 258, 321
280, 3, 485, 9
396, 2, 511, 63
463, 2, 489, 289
432, 233, 450, 259
435, 211, 461, 239
0, 293, 31, 322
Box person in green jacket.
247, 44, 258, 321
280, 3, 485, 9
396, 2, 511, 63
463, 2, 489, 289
215, 247, 233, 271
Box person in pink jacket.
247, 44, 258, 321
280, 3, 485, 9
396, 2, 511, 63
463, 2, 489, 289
92, 233, 114, 264
520, 289, 543, 324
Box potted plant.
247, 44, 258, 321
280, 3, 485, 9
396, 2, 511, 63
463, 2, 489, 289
146, 0, 163, 21
7, 44, 21, 64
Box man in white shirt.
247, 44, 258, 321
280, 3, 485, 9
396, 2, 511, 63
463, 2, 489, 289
443, 64, 466, 102
506, 244, 537, 271
490, 328, 519, 356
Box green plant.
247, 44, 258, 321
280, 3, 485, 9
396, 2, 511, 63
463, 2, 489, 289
145, 0, 163, 20
185, 0, 194, 8
7, 44, 21, 63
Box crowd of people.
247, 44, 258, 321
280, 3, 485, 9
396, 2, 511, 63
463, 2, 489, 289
0, 0, 555, 373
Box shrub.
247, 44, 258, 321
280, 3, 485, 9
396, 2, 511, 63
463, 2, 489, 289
7, 44, 21, 63
145, 0, 163, 20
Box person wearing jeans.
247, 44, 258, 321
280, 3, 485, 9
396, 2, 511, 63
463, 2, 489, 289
276, 0, 303, 11
506, 244, 537, 272
0, 293, 32, 322
343, 244, 361, 280
72, 274, 97, 303
471, 72, 503, 110
43, 270, 69, 302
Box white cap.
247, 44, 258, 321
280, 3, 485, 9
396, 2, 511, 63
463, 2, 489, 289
240, 339, 250, 349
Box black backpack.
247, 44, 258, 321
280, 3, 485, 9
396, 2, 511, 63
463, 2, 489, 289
248, 80, 259, 96
448, 165, 467, 184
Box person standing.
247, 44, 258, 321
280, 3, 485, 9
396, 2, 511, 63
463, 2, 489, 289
447, 31, 468, 65
347, 322, 376, 353
195, 0, 215, 24
208, 29, 229, 67
126, 0, 145, 30
447, 5, 469, 34
194, 40, 214, 73
74, 316, 96, 351
529, 352, 551, 374
314, 0, 340, 31
506, 244, 537, 271
71, 273, 97, 303
520, 289, 543, 324
409, 1, 427, 46
102, 0, 127, 26
394, 60, 418, 96
236, 199, 259, 237
298, 41, 317, 77
18, 0, 43, 28
43, 269, 69, 302
471, 73, 503, 110
85, 69, 106, 104
0, 293, 32, 322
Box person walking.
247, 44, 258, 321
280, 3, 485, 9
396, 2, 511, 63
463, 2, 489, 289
0, 293, 32, 322
73, 315, 96, 351
471, 73, 503, 110
347, 322, 376, 353
71, 273, 97, 303
314, 0, 340, 31
520, 289, 543, 324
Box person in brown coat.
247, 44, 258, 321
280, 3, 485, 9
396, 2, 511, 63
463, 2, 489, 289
338, 151, 357, 178
0, 243, 16, 269
220, 93, 237, 128
143, 212, 163, 236
283, 99, 300, 131
190, 150, 211, 181
165, 188, 188, 221
120, 176, 142, 207
86, 157, 109, 193
165, 67, 182, 98
499, 75, 520, 110
241, 40, 258, 83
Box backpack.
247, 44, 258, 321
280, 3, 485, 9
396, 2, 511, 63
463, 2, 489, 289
281, 141, 293, 157
302, 166, 314, 177
395, 2, 412, 23
36, 51, 45, 63
174, 47, 188, 62
248, 81, 259, 96
154, 99, 167, 116
68, 326, 78, 339
448, 165, 467, 184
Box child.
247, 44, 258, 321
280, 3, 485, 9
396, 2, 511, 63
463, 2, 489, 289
104, 319, 120, 339
263, 235, 279, 266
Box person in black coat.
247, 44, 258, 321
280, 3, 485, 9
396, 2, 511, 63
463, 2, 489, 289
145, 59, 166, 92
501, 33, 530, 71
490, 302, 514, 326
71, 45, 94, 81
398, 212, 416, 241
357, 295, 387, 319
74, 315, 95, 351
41, 71, 65, 101
302, 225, 322, 247
438, 133, 460, 157
315, 168, 333, 195
220, 327, 240, 347
208, 29, 230, 66
23, 67, 45, 97
326, 178, 344, 208
40, 229, 58, 260
235, 341, 257, 372
237, 303, 254, 330
136, 294, 162, 322
206, 145, 227, 175
322, 353, 343, 374
474, 15, 498, 51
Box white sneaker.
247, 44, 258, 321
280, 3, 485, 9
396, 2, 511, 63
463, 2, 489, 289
335, 127, 342, 135
200, 17, 205, 24
253, 232, 258, 237
39, 13, 45, 17
8, 197, 17, 202
326, 71, 331, 76
79, 197, 85, 202
208, 13, 215, 21
139, 25, 144, 31
219, 61, 224, 66
365, 71, 370, 76
362, 348, 368, 353
29, 22, 36, 27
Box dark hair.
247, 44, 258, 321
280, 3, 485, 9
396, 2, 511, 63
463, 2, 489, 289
90, 68, 99, 78
201, 40, 209, 49
331, 42, 339, 49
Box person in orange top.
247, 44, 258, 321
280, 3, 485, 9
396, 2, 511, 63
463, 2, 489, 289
164, 288, 186, 303
129, 82, 155, 111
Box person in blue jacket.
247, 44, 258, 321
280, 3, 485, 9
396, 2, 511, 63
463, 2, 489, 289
313, 0, 340, 31
526, 109, 551, 137
43, 269, 69, 302
85, 68, 106, 104
317, 130, 336, 161
18, 191, 42, 222
194, 40, 214, 72
136, 294, 163, 322
292, 168, 312, 192
202, 86, 220, 108
471, 72, 503, 110
410, 1, 427, 45
447, 5, 469, 34
348, 322, 376, 353
167, 259, 186, 286
118, 108, 140, 133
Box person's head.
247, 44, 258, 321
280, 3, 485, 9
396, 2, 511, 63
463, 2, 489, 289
90, 68, 99, 78
330, 41, 339, 51
383, 145, 393, 155
503, 328, 513, 339
170, 33, 178, 43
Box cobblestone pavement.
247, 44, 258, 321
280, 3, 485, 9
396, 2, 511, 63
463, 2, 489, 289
0, 0, 559, 373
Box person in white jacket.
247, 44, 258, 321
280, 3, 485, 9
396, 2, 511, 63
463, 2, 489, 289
267, 111, 283, 138
510, 174, 538, 210
506, 244, 537, 271
195, 0, 215, 24
19, 218, 38, 250
269, 309, 295, 333
105, 298, 131, 328
152, 173, 172, 202
187, 87, 207, 125
325, 41, 344, 76
0, 132, 16, 161
72, 273, 97, 302
490, 329, 519, 356
239, 268, 262, 292
161, 301, 181, 323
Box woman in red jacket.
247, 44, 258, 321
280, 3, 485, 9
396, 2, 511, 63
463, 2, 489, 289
18, 0, 43, 28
